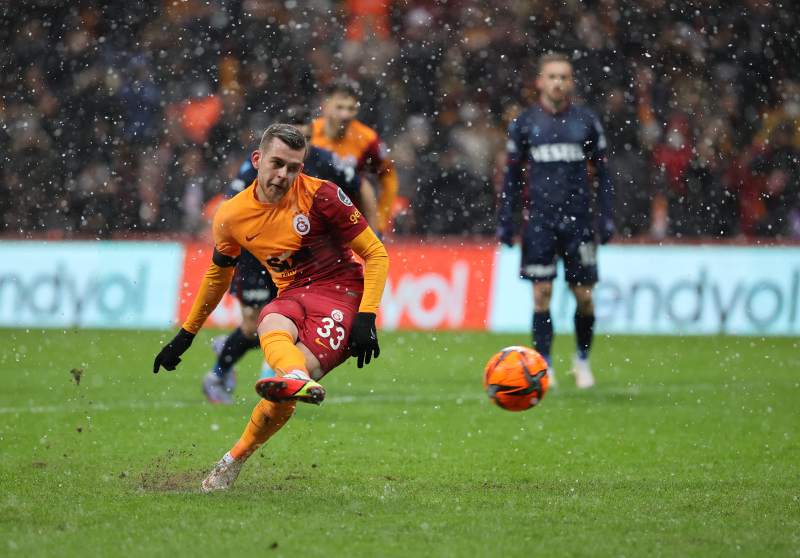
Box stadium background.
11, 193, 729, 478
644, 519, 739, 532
1, 0, 799, 334
2, 4, 799, 555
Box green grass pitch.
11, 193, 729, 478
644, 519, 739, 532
1, 328, 798, 556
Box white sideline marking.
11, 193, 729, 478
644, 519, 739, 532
0, 382, 728, 415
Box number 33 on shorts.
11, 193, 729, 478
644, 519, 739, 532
316, 317, 345, 350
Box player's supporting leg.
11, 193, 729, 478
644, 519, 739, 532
570, 285, 596, 388
532, 281, 558, 387
255, 315, 325, 404
201, 399, 296, 492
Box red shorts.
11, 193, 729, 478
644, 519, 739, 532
259, 282, 363, 377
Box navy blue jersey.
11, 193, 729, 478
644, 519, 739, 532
225, 145, 361, 199
499, 102, 613, 223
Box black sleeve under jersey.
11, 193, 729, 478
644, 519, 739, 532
212, 247, 239, 268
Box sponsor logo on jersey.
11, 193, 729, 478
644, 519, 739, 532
529, 143, 585, 163
331, 309, 343, 322
246, 232, 261, 242
337, 187, 353, 207
293, 214, 310, 236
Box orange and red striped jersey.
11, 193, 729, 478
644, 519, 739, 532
311, 117, 399, 232
212, 173, 368, 295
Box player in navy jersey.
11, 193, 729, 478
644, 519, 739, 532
497, 53, 615, 389
203, 106, 365, 404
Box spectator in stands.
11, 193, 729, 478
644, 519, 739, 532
650, 114, 695, 237
685, 116, 740, 237
413, 144, 494, 237
2, 0, 799, 243
751, 122, 800, 238
602, 86, 651, 237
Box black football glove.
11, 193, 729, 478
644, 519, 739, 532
349, 312, 380, 368
596, 213, 615, 245
153, 328, 195, 373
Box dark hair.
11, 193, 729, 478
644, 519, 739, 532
278, 105, 313, 127
259, 123, 307, 159
537, 52, 572, 75
324, 77, 360, 100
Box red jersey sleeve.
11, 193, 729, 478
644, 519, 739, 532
311, 181, 369, 243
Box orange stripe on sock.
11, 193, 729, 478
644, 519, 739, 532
230, 399, 295, 462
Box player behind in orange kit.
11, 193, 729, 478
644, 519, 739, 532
311, 78, 398, 235
152, 123, 389, 491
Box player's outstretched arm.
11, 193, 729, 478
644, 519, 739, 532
347, 228, 389, 367
153, 250, 237, 373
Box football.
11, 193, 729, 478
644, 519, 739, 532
483, 346, 550, 411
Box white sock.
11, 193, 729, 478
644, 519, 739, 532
221, 451, 236, 464
283, 369, 311, 381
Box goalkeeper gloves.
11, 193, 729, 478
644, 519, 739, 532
349, 312, 380, 368
153, 328, 195, 373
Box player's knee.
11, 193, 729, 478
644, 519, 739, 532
258, 313, 299, 339
533, 283, 553, 309
570, 286, 594, 314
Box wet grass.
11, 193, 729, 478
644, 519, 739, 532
1, 328, 798, 556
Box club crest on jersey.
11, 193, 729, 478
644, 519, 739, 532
337, 187, 353, 207
331, 309, 344, 322
293, 214, 310, 236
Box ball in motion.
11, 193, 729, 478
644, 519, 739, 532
483, 346, 550, 411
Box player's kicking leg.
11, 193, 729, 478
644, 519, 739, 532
255, 312, 325, 405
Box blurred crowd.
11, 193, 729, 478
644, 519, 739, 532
1, 0, 799, 241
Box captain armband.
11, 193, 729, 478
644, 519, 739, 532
212, 248, 240, 268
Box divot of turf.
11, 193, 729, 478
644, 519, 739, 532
137, 448, 207, 492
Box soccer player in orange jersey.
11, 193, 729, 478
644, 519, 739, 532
153, 124, 389, 491
311, 78, 399, 235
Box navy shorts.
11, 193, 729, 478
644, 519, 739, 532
520, 215, 598, 286
229, 248, 277, 308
